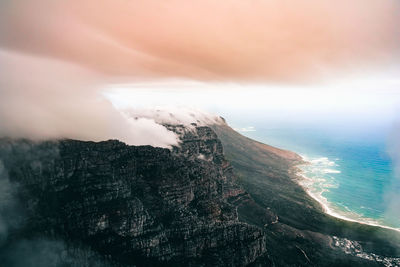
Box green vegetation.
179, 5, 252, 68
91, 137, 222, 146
212, 124, 400, 266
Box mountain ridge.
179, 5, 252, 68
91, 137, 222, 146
0, 123, 398, 266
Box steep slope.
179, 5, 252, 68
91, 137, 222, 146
0, 125, 266, 266
0, 122, 398, 267
211, 123, 400, 267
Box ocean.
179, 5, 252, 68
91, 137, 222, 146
238, 123, 400, 230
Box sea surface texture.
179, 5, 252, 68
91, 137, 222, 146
242, 125, 400, 230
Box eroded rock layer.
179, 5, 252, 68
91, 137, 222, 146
0, 125, 266, 266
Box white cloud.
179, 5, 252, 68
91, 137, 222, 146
0, 49, 179, 148
123, 106, 224, 127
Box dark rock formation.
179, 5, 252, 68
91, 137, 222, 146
0, 125, 266, 266
0, 123, 399, 267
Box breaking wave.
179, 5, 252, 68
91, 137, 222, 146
297, 155, 400, 233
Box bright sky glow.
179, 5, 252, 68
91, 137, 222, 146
104, 78, 400, 122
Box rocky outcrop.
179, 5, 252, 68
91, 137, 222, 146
0, 125, 266, 266
1, 122, 399, 267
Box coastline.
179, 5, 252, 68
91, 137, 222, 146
294, 158, 400, 233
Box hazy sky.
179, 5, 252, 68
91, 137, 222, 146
0, 0, 400, 145
1, 0, 400, 81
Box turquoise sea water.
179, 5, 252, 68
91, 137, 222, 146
239, 124, 400, 230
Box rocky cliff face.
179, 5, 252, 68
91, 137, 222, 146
2, 123, 396, 267
0, 125, 266, 266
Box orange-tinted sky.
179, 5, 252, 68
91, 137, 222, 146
1, 0, 400, 145
1, 0, 400, 82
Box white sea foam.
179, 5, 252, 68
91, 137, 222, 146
309, 157, 336, 166
296, 155, 400, 233
322, 169, 341, 174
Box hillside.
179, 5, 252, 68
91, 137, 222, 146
0, 123, 398, 266
211, 123, 400, 266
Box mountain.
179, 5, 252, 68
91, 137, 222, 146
0, 122, 399, 266
211, 123, 400, 266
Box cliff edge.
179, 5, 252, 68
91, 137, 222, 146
0, 122, 398, 266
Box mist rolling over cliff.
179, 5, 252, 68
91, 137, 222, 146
1, 0, 400, 266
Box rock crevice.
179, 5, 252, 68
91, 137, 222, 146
0, 125, 266, 266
